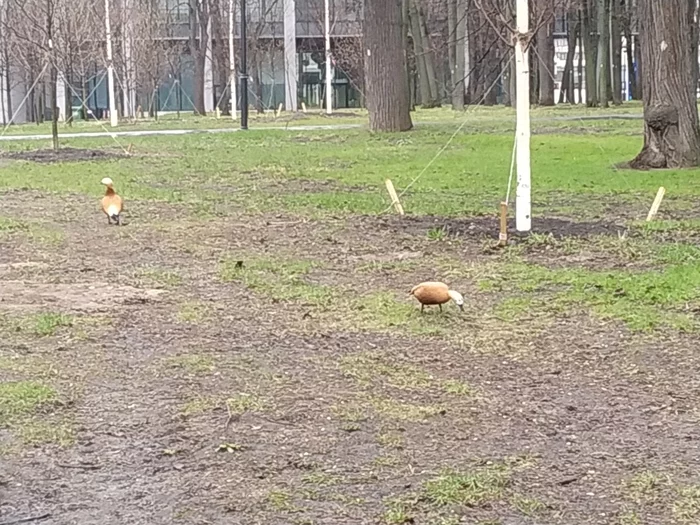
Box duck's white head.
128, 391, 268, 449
101, 177, 114, 187
448, 290, 464, 311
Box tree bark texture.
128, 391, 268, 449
559, 19, 580, 103
537, 18, 555, 106
189, 0, 208, 115
610, 0, 622, 104
596, 0, 610, 107
450, 0, 466, 110
630, 0, 700, 169
408, 0, 439, 107
582, 0, 598, 106
364, 0, 413, 131
633, 34, 642, 99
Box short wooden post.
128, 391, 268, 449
385, 179, 404, 215
498, 202, 508, 246
646, 187, 666, 222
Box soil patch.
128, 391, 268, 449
2, 147, 128, 164
368, 214, 628, 240
0, 281, 163, 314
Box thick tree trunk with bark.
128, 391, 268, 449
364, 0, 413, 131
559, 19, 580, 103
596, 0, 610, 107
690, 0, 699, 100
538, 18, 555, 106
582, 0, 598, 106
189, 0, 207, 115
402, 0, 414, 111
630, 0, 700, 169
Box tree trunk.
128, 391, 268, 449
690, 0, 699, 101
189, 0, 207, 115
50, 65, 59, 151
408, 0, 430, 106
538, 18, 555, 106
577, 11, 584, 104
530, 45, 538, 105
3, 44, 12, 121
596, 0, 610, 107
623, 14, 637, 101
633, 34, 642, 99
364, 0, 413, 131
559, 20, 580, 103
630, 0, 700, 169
611, 0, 623, 104
451, 0, 466, 110
408, 0, 439, 107
402, 0, 414, 111
582, 0, 598, 106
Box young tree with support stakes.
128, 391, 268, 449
3, 0, 68, 150
363, 0, 412, 132
629, 0, 700, 169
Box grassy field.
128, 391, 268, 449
1, 106, 700, 525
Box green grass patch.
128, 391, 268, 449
165, 354, 216, 374
219, 256, 335, 307
483, 260, 700, 332
31, 313, 75, 336
423, 465, 510, 507
180, 395, 219, 416
623, 470, 669, 504
348, 291, 463, 335
0, 217, 63, 245
175, 301, 211, 323
340, 351, 432, 389
136, 267, 183, 288
370, 396, 445, 422
0, 381, 56, 420
673, 485, 700, 523
226, 393, 265, 415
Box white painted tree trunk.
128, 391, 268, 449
515, 0, 531, 232
283, 0, 298, 111
228, 0, 237, 120
324, 0, 332, 114
463, 13, 469, 95
204, 14, 214, 113
104, 0, 118, 127
56, 72, 66, 122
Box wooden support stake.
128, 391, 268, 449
215, 107, 221, 119
276, 103, 283, 117
646, 187, 666, 222
385, 179, 404, 215
301, 102, 307, 113
498, 201, 508, 246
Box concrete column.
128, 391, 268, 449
283, 0, 298, 111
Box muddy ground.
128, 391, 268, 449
1, 188, 699, 525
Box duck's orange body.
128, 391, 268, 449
100, 178, 123, 225
410, 281, 464, 312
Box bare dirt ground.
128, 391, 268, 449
1, 189, 699, 525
